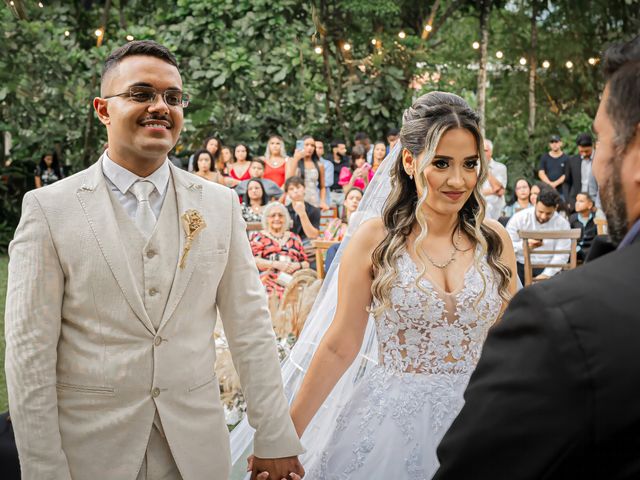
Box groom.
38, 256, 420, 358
434, 35, 640, 479
5, 41, 304, 480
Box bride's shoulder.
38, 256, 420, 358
347, 217, 387, 252
483, 218, 510, 243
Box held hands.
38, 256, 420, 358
247, 455, 305, 480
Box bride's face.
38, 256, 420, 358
416, 127, 479, 216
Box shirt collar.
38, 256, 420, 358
618, 218, 640, 250
102, 151, 170, 196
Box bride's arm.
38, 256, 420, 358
484, 218, 518, 314
290, 219, 385, 437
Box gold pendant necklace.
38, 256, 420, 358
424, 228, 462, 269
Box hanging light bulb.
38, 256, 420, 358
398, 31, 406, 39
542, 60, 550, 69
496, 51, 504, 59
95, 29, 103, 37
371, 39, 377, 46
64, 30, 70, 37
588, 57, 597, 65
472, 41, 480, 50
38, 2, 44, 7
126, 35, 134, 41
9, 1, 14, 6
519, 57, 527, 65
566, 61, 574, 69
314, 46, 323, 55
343, 42, 351, 52
425, 24, 433, 32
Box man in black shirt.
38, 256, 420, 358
284, 176, 320, 244
538, 134, 569, 196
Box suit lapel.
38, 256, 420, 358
158, 164, 203, 330
76, 157, 156, 335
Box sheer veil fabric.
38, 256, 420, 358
229, 142, 402, 473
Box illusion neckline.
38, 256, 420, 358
401, 245, 480, 296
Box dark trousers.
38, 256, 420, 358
517, 262, 544, 285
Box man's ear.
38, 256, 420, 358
93, 97, 110, 126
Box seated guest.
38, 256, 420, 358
338, 145, 373, 193
529, 182, 543, 205
569, 192, 597, 261
503, 178, 533, 218
284, 176, 320, 245
506, 188, 571, 284
34, 151, 65, 188
192, 149, 224, 184
251, 202, 309, 299
235, 158, 283, 200
241, 178, 269, 223
322, 187, 363, 242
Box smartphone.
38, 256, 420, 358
295, 139, 304, 151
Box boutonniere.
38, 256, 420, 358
179, 209, 207, 269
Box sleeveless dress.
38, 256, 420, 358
263, 158, 287, 187
304, 247, 502, 479
303, 167, 321, 207
229, 164, 251, 182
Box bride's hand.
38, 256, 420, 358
247, 455, 303, 479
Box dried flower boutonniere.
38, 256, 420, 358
179, 209, 207, 269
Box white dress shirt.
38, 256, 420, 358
482, 159, 508, 220
506, 207, 571, 277
102, 152, 170, 220
580, 155, 593, 193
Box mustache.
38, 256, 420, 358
140, 114, 173, 126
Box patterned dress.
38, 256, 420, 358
251, 231, 308, 298
304, 246, 502, 479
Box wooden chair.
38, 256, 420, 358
272, 268, 322, 338
319, 205, 338, 232
595, 217, 608, 235
312, 239, 340, 279
519, 229, 582, 287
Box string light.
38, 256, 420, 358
9, 1, 14, 5
314, 46, 323, 54
566, 61, 573, 69
342, 42, 351, 52
472, 41, 480, 49
38, 2, 44, 7
398, 31, 406, 39
542, 60, 550, 69
588, 57, 597, 65
519, 57, 527, 65
64, 30, 70, 37
424, 24, 433, 32
496, 51, 504, 59
371, 39, 377, 45
95, 29, 103, 37
126, 34, 134, 41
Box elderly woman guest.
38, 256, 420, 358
322, 187, 363, 241
251, 202, 309, 298
242, 178, 269, 223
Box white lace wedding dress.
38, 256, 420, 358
304, 247, 502, 479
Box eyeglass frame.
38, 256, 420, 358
104, 85, 190, 108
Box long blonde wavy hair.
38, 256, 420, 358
370, 92, 512, 314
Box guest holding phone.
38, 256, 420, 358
338, 145, 373, 193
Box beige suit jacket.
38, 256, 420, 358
4, 160, 303, 479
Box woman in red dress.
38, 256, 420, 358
226, 143, 252, 188
263, 135, 288, 188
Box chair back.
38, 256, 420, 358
312, 239, 340, 279
594, 217, 608, 235
273, 269, 322, 338
519, 228, 582, 286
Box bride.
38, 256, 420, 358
240, 91, 517, 480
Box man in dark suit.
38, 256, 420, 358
434, 35, 640, 480
564, 132, 595, 211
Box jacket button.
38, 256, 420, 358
154, 336, 162, 346
148, 288, 158, 296
147, 250, 157, 259
151, 387, 160, 398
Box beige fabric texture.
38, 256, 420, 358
5, 157, 303, 480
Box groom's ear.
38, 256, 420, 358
93, 97, 111, 126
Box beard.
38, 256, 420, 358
599, 157, 629, 246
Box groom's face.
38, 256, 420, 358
96, 55, 183, 164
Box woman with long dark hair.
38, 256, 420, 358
192, 149, 224, 184
242, 91, 518, 479
503, 178, 533, 218
227, 143, 252, 188
34, 151, 64, 188
241, 178, 269, 223
286, 135, 327, 210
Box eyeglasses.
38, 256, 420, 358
104, 86, 190, 108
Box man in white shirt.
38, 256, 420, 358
481, 139, 508, 220
506, 187, 571, 284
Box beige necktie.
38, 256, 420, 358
130, 180, 157, 238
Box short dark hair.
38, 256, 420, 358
576, 191, 594, 203
537, 187, 561, 208
354, 132, 369, 141
250, 158, 265, 168
602, 35, 640, 153
575, 133, 593, 147
102, 40, 178, 85
192, 149, 214, 173
331, 139, 345, 149
284, 176, 305, 191
387, 127, 400, 136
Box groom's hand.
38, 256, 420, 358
250, 455, 305, 480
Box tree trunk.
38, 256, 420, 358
477, 0, 490, 137
80, 0, 111, 168
527, 0, 539, 163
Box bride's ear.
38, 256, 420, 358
402, 148, 415, 177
